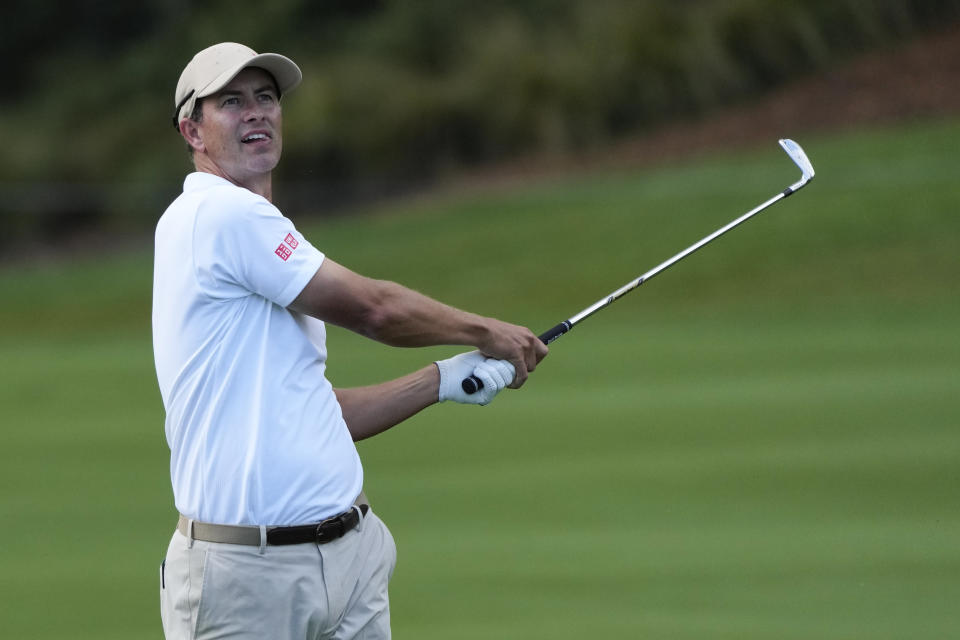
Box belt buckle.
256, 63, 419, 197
315, 513, 345, 544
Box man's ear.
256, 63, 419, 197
179, 119, 204, 153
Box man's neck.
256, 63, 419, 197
193, 157, 273, 202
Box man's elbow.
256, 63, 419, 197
353, 281, 403, 343
358, 304, 396, 342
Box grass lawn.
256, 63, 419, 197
0, 119, 957, 638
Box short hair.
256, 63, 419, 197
183, 98, 204, 155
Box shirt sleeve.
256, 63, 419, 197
193, 187, 324, 307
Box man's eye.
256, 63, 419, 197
222, 97, 240, 106
258, 93, 276, 103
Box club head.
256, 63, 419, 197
779, 138, 815, 185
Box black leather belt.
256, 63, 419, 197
177, 499, 369, 546
268, 504, 368, 545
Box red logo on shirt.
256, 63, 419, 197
284, 233, 299, 249
275, 244, 292, 261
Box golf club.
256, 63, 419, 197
463, 138, 815, 394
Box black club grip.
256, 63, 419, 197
460, 321, 570, 394
461, 375, 483, 394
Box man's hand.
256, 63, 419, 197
436, 352, 515, 405
476, 320, 548, 388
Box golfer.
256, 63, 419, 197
154, 42, 547, 640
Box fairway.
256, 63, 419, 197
1, 120, 958, 638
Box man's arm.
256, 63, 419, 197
288, 258, 547, 386
335, 352, 515, 440
333, 366, 439, 441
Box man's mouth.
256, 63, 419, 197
241, 132, 271, 144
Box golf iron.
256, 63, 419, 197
463, 138, 816, 394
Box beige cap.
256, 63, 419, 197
173, 42, 302, 128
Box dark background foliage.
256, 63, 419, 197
2, 0, 958, 248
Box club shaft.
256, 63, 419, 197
564, 185, 796, 331
463, 175, 809, 394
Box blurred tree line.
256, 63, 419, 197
2, 0, 958, 249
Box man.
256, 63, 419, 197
154, 42, 547, 640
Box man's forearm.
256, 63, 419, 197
362, 279, 492, 347
334, 365, 440, 441
291, 260, 487, 346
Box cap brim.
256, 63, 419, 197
195, 52, 302, 99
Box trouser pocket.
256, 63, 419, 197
160, 532, 208, 640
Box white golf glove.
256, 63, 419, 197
435, 351, 516, 406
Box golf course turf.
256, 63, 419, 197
1, 119, 957, 638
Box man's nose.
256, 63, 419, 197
243, 103, 265, 121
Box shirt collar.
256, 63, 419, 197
183, 172, 235, 193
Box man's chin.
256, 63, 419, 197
245, 153, 281, 175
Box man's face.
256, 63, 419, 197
195, 67, 283, 184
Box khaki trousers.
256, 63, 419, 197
160, 509, 396, 640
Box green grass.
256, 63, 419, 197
1, 119, 958, 638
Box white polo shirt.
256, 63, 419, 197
152, 172, 363, 526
